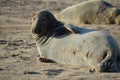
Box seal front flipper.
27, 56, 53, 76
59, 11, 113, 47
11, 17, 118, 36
64, 24, 80, 34
39, 57, 55, 63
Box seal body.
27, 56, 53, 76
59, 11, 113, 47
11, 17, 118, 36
31, 10, 120, 72
55, 0, 120, 25
36, 29, 120, 72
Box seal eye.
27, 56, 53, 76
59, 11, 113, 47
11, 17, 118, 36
33, 17, 36, 20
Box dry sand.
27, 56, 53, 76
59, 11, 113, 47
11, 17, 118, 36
0, 0, 120, 80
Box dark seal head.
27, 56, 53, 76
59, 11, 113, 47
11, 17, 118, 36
31, 10, 58, 36
31, 10, 77, 38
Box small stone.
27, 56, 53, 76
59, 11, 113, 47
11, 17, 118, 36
23, 71, 40, 74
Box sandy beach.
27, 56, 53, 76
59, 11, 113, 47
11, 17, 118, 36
0, 0, 120, 80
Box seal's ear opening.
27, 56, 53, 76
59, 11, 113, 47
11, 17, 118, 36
40, 16, 48, 24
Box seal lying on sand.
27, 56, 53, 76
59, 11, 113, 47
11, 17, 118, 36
55, 0, 120, 25
31, 10, 120, 72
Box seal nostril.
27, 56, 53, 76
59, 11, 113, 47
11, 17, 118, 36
32, 29, 35, 34
34, 29, 38, 34
33, 28, 41, 34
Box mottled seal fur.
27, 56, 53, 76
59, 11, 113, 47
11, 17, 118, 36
31, 10, 120, 72
55, 0, 120, 25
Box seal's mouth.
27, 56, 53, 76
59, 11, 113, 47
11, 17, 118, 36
32, 28, 41, 35
32, 27, 47, 37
